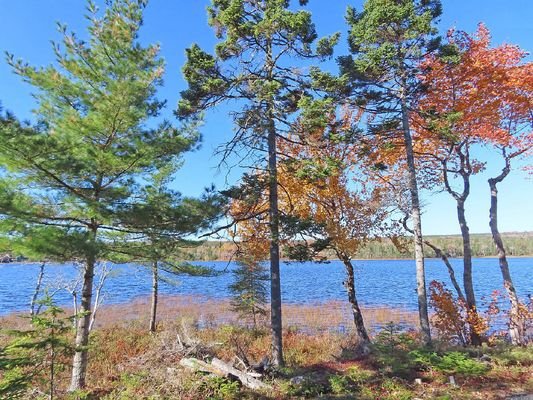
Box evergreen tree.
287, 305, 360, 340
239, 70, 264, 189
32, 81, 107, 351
229, 257, 269, 329
177, 0, 338, 367
332, 0, 444, 345
0, 0, 197, 389
115, 167, 223, 333
0, 297, 73, 400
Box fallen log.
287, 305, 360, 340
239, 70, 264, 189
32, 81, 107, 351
179, 358, 222, 375
179, 357, 271, 391
211, 357, 271, 390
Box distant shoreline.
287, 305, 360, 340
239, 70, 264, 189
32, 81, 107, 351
1, 255, 532, 265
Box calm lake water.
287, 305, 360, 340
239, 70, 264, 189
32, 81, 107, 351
0, 258, 531, 316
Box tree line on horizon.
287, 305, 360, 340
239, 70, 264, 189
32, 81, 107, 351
165, 233, 533, 261
0, 0, 531, 394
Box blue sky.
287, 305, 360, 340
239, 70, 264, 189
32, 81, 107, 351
0, 0, 531, 235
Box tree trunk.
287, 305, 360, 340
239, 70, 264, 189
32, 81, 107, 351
427, 242, 465, 302
402, 216, 464, 301
266, 39, 283, 367
69, 232, 96, 391
489, 176, 522, 345
267, 114, 283, 367
30, 261, 46, 316
149, 261, 158, 333
340, 256, 370, 343
457, 199, 481, 345
400, 97, 431, 346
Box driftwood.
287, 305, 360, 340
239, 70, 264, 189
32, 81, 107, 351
211, 357, 270, 390
179, 358, 221, 375
179, 357, 271, 391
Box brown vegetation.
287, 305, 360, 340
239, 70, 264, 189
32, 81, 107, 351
1, 297, 531, 399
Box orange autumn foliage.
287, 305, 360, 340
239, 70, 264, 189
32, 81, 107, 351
229, 111, 394, 262
429, 280, 489, 346
415, 23, 532, 162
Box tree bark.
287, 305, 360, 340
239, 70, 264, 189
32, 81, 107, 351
400, 95, 431, 346
401, 215, 464, 301
267, 113, 283, 366
426, 241, 465, 302
30, 262, 46, 316
489, 166, 523, 345
69, 231, 96, 391
340, 255, 370, 343
457, 199, 481, 345
149, 261, 158, 333
266, 39, 283, 367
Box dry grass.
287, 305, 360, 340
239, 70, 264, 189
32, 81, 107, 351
1, 296, 531, 400
89, 294, 419, 335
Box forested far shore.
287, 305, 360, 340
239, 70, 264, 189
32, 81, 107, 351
184, 232, 533, 261
3, 232, 532, 263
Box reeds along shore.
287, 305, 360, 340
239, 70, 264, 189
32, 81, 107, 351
0, 295, 419, 333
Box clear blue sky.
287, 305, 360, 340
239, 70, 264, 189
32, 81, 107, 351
0, 0, 531, 235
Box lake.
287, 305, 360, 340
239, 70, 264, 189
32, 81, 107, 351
0, 258, 531, 316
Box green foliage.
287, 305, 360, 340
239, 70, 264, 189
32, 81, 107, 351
371, 323, 420, 377
280, 377, 326, 398
198, 376, 240, 400
229, 258, 268, 327
334, 0, 443, 148
486, 345, 533, 367
0, 297, 73, 399
0, 0, 198, 265
328, 373, 351, 394
377, 378, 413, 400
372, 323, 489, 379
409, 350, 489, 375
177, 0, 339, 159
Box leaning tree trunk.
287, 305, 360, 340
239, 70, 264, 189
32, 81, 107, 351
149, 261, 159, 333
457, 199, 481, 346
30, 261, 46, 316
69, 231, 97, 391
489, 173, 523, 345
340, 255, 370, 343
400, 95, 431, 346
427, 242, 465, 302
402, 216, 464, 301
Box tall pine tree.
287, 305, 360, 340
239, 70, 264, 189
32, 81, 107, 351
0, 0, 198, 389
177, 0, 338, 366
335, 0, 444, 345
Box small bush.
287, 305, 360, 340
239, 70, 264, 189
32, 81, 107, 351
199, 376, 240, 400
328, 374, 351, 394
371, 323, 420, 377
409, 350, 489, 375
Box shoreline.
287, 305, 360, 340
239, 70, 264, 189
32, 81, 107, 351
0, 293, 420, 333
1, 255, 532, 265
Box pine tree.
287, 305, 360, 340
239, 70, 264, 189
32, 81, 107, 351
334, 0, 444, 346
229, 257, 269, 329
115, 167, 223, 333
0, 0, 197, 389
177, 0, 338, 366
0, 297, 73, 400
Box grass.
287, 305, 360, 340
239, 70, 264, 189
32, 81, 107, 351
1, 298, 531, 399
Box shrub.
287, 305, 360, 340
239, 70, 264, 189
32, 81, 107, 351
409, 350, 489, 375
0, 297, 73, 399
429, 281, 488, 345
